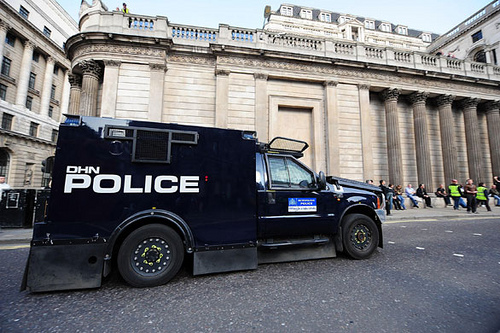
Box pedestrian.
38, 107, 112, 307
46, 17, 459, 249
395, 184, 406, 210
490, 184, 500, 206
464, 178, 478, 214
391, 184, 402, 210
405, 183, 419, 208
116, 3, 129, 13
416, 183, 433, 208
0, 175, 11, 202
379, 180, 391, 215
476, 182, 491, 211
435, 184, 452, 206
449, 179, 467, 210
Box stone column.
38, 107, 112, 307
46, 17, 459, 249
409, 91, 433, 190
461, 98, 483, 182
149, 63, 166, 122
79, 60, 102, 117
254, 73, 269, 142
358, 84, 374, 182
0, 21, 10, 64
381, 88, 403, 186
59, 70, 71, 122
324, 81, 340, 176
436, 95, 459, 183
39, 56, 55, 117
101, 60, 121, 118
15, 41, 35, 106
484, 101, 500, 176
68, 74, 82, 115
215, 69, 230, 128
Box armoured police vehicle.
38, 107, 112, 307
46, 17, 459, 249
22, 115, 384, 292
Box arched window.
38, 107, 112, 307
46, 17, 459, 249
474, 50, 487, 63
0, 148, 10, 177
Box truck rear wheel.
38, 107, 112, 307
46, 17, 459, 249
342, 214, 379, 260
117, 224, 184, 287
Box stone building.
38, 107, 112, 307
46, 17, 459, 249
65, 1, 500, 190
0, 0, 78, 188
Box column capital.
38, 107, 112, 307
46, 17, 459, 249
381, 88, 400, 102
358, 84, 370, 91
149, 63, 167, 71
215, 69, 230, 76
254, 73, 269, 80
324, 81, 338, 87
460, 97, 480, 109
408, 91, 429, 105
484, 100, 500, 113
0, 20, 10, 32
104, 60, 122, 67
79, 60, 102, 79
24, 40, 36, 51
46, 56, 55, 65
436, 94, 455, 107
68, 74, 82, 88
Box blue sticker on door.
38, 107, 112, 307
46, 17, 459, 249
288, 198, 317, 212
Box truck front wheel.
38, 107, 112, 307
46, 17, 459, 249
117, 224, 184, 287
342, 214, 379, 260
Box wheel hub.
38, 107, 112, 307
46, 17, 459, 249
132, 238, 171, 275
350, 224, 371, 250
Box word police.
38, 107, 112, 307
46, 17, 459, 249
64, 166, 199, 194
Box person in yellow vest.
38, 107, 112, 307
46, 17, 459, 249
116, 3, 129, 13
448, 179, 466, 210
476, 182, 491, 212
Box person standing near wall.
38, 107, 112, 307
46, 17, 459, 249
476, 182, 491, 211
464, 178, 478, 214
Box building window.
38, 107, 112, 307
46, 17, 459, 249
492, 49, 498, 65
5, 33, 15, 47
19, 6, 29, 19
29, 122, 38, 136
397, 26, 408, 35
32, 52, 40, 63
422, 34, 432, 42
365, 20, 375, 29
29, 72, 36, 89
1, 113, 13, 130
50, 85, 56, 100
1, 57, 11, 76
26, 96, 33, 110
53, 65, 59, 75
300, 9, 312, 20
472, 30, 483, 43
0, 149, 10, 177
43, 26, 51, 38
380, 23, 392, 32
0, 84, 6, 100
51, 129, 58, 142
474, 50, 487, 63
48, 106, 53, 118
338, 16, 346, 24
281, 6, 293, 17
319, 12, 331, 22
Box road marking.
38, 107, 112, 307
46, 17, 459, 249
473, 233, 482, 236
0, 244, 30, 250
453, 253, 464, 258
445, 230, 453, 233
421, 228, 428, 231
416, 247, 425, 250
388, 241, 396, 244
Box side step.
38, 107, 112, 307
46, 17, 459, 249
258, 236, 336, 264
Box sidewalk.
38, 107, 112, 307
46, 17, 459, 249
0, 206, 499, 244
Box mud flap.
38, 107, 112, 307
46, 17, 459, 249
22, 243, 107, 292
193, 247, 257, 275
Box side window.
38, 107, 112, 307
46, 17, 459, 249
268, 155, 315, 189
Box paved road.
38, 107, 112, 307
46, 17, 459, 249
1, 217, 500, 332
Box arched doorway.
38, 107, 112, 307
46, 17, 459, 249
474, 50, 487, 63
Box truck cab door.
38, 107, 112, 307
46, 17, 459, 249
257, 154, 333, 239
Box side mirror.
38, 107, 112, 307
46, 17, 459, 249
318, 171, 327, 190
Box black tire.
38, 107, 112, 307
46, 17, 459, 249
117, 224, 184, 288
342, 214, 379, 260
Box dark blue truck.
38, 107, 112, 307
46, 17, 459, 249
22, 115, 384, 292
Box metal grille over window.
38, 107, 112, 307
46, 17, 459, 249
268, 137, 309, 154
135, 130, 170, 162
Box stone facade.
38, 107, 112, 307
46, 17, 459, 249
65, 1, 500, 190
0, 0, 78, 188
